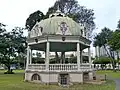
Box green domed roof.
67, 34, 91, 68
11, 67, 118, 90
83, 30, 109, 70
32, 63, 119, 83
29, 11, 84, 38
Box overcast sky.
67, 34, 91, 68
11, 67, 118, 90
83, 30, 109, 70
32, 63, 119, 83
0, 0, 120, 55
0, 0, 120, 32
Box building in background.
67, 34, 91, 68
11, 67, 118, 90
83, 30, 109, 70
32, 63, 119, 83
95, 45, 120, 59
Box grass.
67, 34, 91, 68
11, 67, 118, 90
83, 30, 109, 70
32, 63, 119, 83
96, 70, 120, 79
0, 70, 115, 90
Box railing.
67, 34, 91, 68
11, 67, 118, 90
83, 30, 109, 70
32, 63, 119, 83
27, 64, 91, 71
28, 64, 46, 70
80, 63, 91, 71
80, 63, 90, 68
49, 64, 78, 71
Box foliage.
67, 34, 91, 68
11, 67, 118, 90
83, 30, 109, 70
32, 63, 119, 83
93, 57, 114, 70
108, 30, 120, 51
32, 57, 44, 64
15, 54, 26, 69
0, 25, 26, 73
93, 27, 117, 71
93, 27, 112, 47
36, 52, 42, 58
117, 19, 120, 29
25, 10, 45, 31
32, 52, 44, 64
93, 57, 111, 64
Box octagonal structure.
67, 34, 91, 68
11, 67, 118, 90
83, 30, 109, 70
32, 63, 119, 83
25, 10, 94, 85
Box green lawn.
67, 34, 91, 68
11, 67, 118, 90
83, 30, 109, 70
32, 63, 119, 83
0, 70, 115, 90
96, 70, 120, 79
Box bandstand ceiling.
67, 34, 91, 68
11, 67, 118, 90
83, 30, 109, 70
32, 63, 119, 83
30, 42, 89, 52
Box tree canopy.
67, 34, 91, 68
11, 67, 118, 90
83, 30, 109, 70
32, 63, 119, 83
93, 57, 111, 64
108, 30, 120, 51
25, 10, 45, 31
93, 27, 112, 47
0, 24, 26, 73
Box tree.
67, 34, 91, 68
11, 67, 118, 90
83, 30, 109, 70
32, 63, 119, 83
36, 52, 42, 58
93, 27, 117, 71
117, 20, 120, 29
0, 26, 26, 74
108, 30, 120, 60
46, 0, 95, 36
25, 10, 45, 31
93, 27, 113, 56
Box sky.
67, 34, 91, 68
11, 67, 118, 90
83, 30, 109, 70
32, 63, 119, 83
0, 0, 120, 55
79, 0, 120, 32
0, 0, 120, 32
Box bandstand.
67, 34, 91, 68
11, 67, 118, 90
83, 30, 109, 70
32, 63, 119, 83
25, 10, 94, 85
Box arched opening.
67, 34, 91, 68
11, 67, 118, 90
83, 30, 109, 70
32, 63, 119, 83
31, 73, 41, 81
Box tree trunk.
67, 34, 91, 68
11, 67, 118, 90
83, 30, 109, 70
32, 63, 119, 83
7, 65, 11, 72
117, 51, 119, 70
61, 52, 65, 64
55, 52, 59, 63
117, 51, 119, 60
103, 45, 115, 71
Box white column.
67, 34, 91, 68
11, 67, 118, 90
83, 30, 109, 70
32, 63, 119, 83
26, 46, 30, 69
29, 49, 32, 64
88, 47, 92, 68
46, 42, 50, 71
80, 51, 82, 63
77, 43, 80, 70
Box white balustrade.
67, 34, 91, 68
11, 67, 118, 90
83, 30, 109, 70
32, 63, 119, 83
80, 63, 91, 71
49, 64, 78, 71
27, 64, 91, 72
28, 64, 46, 70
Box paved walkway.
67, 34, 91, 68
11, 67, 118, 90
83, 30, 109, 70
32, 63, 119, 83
114, 79, 120, 90
107, 76, 120, 90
